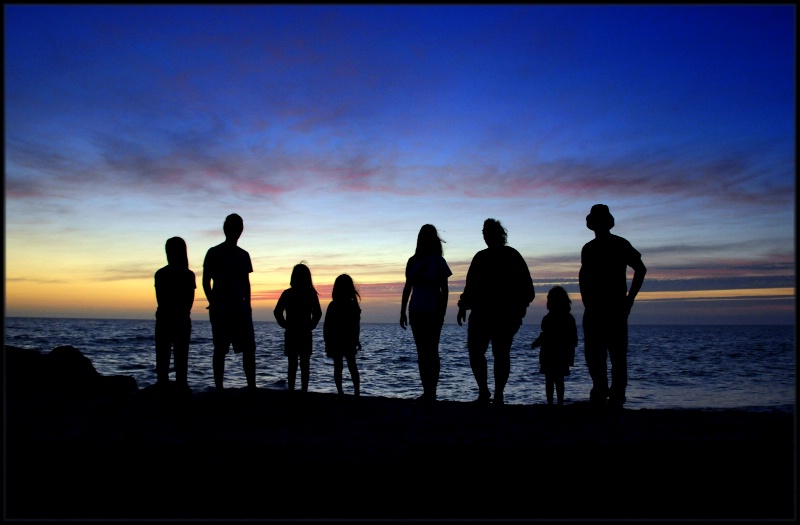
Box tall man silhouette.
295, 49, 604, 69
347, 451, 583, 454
579, 204, 646, 409
457, 218, 535, 405
203, 213, 256, 390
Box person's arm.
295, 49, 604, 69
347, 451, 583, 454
274, 292, 287, 328
578, 246, 592, 310
457, 256, 476, 326
456, 294, 468, 326
155, 271, 164, 309
184, 272, 196, 314
517, 250, 535, 313
626, 257, 647, 315
438, 279, 449, 322
355, 307, 362, 352
245, 278, 251, 310
311, 295, 322, 330
322, 304, 330, 347
400, 281, 412, 329
202, 272, 213, 309
400, 259, 412, 329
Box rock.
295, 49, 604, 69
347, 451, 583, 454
44, 345, 102, 394
5, 344, 138, 399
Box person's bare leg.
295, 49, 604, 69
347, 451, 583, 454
467, 324, 491, 402
213, 350, 226, 390
546, 376, 554, 405
334, 356, 344, 396
243, 348, 256, 389
346, 354, 360, 397
300, 355, 310, 392
287, 356, 297, 391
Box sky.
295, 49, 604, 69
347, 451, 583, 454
4, 4, 796, 325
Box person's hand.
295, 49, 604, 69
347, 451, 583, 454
531, 341, 538, 349
457, 308, 466, 326
400, 311, 408, 330
356, 342, 362, 352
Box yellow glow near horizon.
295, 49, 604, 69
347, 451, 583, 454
6, 273, 795, 321
631, 288, 795, 301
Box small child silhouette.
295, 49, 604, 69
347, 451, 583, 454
531, 286, 578, 406
274, 262, 322, 393
323, 274, 362, 400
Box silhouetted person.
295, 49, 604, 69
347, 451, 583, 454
203, 213, 256, 390
400, 224, 452, 403
154, 237, 196, 389
457, 218, 535, 405
274, 262, 322, 393
579, 204, 646, 409
323, 274, 362, 400
531, 286, 577, 406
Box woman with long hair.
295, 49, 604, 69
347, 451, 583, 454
154, 236, 196, 390
400, 224, 452, 402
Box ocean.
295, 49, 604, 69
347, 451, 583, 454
3, 317, 795, 412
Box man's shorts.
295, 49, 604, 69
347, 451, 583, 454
209, 307, 255, 355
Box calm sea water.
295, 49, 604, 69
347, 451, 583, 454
3, 317, 795, 412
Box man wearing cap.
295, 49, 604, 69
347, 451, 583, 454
579, 204, 646, 409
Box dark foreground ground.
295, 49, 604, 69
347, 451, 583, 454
5, 384, 796, 522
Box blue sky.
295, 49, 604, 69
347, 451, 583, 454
4, 4, 795, 324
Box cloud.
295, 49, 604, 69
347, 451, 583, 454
5, 6, 793, 218
7, 123, 792, 217
5, 276, 73, 285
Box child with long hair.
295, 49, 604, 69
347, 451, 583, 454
274, 262, 322, 392
323, 274, 362, 399
531, 286, 578, 406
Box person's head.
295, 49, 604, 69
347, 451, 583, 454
165, 237, 189, 269
482, 218, 507, 248
290, 262, 318, 294
546, 286, 571, 313
415, 224, 445, 257
586, 204, 615, 232
332, 273, 361, 303
223, 213, 244, 242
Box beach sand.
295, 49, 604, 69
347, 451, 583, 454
5, 377, 795, 522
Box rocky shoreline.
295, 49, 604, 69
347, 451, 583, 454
4, 345, 796, 521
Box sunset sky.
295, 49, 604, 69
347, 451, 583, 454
5, 4, 795, 325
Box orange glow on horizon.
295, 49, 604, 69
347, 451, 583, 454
4, 272, 794, 322
631, 288, 795, 301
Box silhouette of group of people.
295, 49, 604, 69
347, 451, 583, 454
154, 205, 646, 408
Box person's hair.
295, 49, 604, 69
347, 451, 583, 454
414, 224, 445, 257
332, 274, 360, 303
547, 286, 572, 313
483, 218, 507, 247
165, 237, 189, 269
223, 213, 244, 238
290, 262, 319, 295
